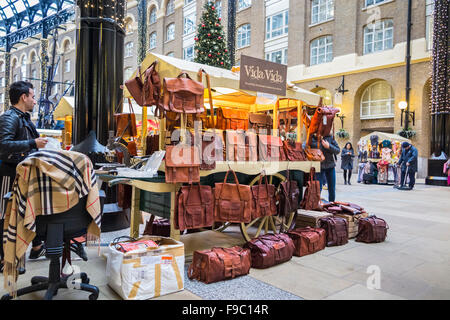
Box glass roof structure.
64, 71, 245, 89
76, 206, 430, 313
0, 0, 74, 49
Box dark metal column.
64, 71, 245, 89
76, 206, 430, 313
74, 0, 126, 146
137, 0, 147, 64
404, 0, 412, 130
3, 48, 11, 108
227, 0, 236, 66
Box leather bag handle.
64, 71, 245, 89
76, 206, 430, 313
197, 68, 215, 128
219, 169, 243, 201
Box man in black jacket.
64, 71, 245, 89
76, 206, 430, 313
396, 142, 418, 190
0, 81, 48, 272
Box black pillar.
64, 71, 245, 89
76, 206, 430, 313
227, 0, 236, 66
404, 0, 412, 130
74, 0, 126, 146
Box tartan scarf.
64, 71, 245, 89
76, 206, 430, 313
2, 150, 102, 294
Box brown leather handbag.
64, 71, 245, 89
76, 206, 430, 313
214, 170, 252, 223
300, 168, 321, 211
277, 170, 300, 217
250, 174, 277, 220
114, 98, 137, 138
355, 216, 389, 243
283, 140, 306, 161
188, 247, 251, 284
163, 72, 205, 114
165, 144, 201, 184
143, 216, 171, 237
244, 233, 295, 269
175, 183, 214, 231
319, 217, 349, 247
248, 113, 272, 134
287, 227, 326, 257
226, 130, 257, 161
125, 61, 161, 107
197, 131, 223, 170
216, 107, 249, 131
304, 146, 325, 162
258, 135, 286, 161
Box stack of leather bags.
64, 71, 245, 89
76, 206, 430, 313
321, 202, 369, 239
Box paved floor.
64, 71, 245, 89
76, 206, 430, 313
2, 175, 449, 300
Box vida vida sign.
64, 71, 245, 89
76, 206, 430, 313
240, 55, 287, 96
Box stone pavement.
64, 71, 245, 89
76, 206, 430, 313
1, 175, 449, 300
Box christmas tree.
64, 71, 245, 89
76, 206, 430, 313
194, 1, 231, 69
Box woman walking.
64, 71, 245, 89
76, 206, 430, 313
341, 142, 355, 185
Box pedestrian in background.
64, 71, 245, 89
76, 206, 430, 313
444, 158, 450, 187
341, 142, 355, 185
396, 142, 418, 190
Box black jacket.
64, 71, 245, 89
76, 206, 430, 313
305, 135, 341, 170
398, 145, 418, 173
0, 107, 39, 174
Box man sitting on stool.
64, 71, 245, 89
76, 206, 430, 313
396, 142, 418, 190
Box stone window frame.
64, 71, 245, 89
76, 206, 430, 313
149, 6, 157, 24
166, 0, 175, 16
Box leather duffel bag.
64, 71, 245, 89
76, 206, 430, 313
258, 135, 286, 162
165, 144, 201, 184
244, 233, 295, 269
248, 113, 272, 134
188, 246, 251, 284
162, 72, 204, 114
277, 170, 300, 217
175, 183, 214, 231
143, 216, 171, 237
214, 170, 252, 223
287, 227, 326, 257
216, 107, 249, 131
300, 168, 321, 211
319, 217, 349, 247
283, 140, 306, 161
356, 216, 389, 243
251, 174, 277, 220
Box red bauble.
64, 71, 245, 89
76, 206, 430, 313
221, 62, 224, 65
208, 33, 211, 37
212, 6, 215, 10
202, 24, 205, 27
219, 18, 222, 21
208, 54, 212, 57
218, 37, 222, 40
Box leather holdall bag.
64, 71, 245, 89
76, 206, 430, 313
226, 130, 257, 162
244, 233, 295, 269
319, 216, 349, 247
165, 144, 201, 184
216, 107, 249, 131
125, 61, 161, 107
187, 247, 251, 284
258, 135, 287, 162
175, 183, 214, 231
114, 98, 138, 138
214, 170, 252, 223
300, 167, 321, 211
143, 216, 171, 237
251, 174, 277, 220
287, 227, 326, 257
248, 113, 272, 134
277, 170, 300, 218
355, 216, 389, 243
283, 140, 306, 161
163, 72, 205, 114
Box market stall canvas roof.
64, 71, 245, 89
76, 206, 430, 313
359, 131, 412, 144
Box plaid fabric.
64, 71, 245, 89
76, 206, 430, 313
2, 150, 101, 292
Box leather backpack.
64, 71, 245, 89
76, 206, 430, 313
188, 247, 251, 284
319, 217, 349, 247
162, 72, 205, 114
283, 140, 306, 161
287, 227, 326, 257
300, 168, 321, 211
258, 135, 286, 162
244, 233, 295, 269
248, 113, 272, 134
214, 170, 252, 223
356, 216, 389, 243
226, 130, 257, 162
165, 144, 201, 184
250, 174, 277, 220
175, 183, 214, 231
125, 61, 161, 107
277, 170, 300, 218
216, 107, 249, 131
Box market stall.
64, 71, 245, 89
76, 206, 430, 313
357, 131, 411, 185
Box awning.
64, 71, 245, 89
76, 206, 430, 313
359, 132, 412, 144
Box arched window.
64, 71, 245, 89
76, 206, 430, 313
166, 23, 175, 42
167, 52, 175, 57
166, 0, 175, 16
63, 40, 71, 53
125, 42, 134, 57
30, 51, 37, 63
237, 24, 251, 49
310, 36, 333, 65
360, 81, 394, 119
150, 6, 157, 24
124, 17, 134, 34
20, 56, 27, 80
363, 19, 393, 54
149, 32, 157, 49
238, 0, 251, 11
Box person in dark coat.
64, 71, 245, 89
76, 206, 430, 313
341, 142, 355, 185
396, 142, 418, 190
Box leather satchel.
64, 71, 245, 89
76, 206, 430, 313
216, 107, 249, 131
143, 216, 171, 237
356, 216, 389, 243
244, 233, 295, 269
198, 131, 223, 170
226, 130, 257, 161
277, 170, 300, 218
319, 217, 349, 247
114, 98, 137, 138
125, 61, 161, 107
251, 174, 277, 220
258, 135, 287, 162
214, 170, 252, 223
175, 183, 214, 231
163, 72, 205, 114
165, 144, 201, 183
287, 227, 326, 257
304, 146, 325, 162
248, 113, 272, 134
188, 247, 251, 284
300, 168, 321, 211
283, 140, 306, 161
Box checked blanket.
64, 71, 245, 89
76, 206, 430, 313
2, 150, 102, 292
